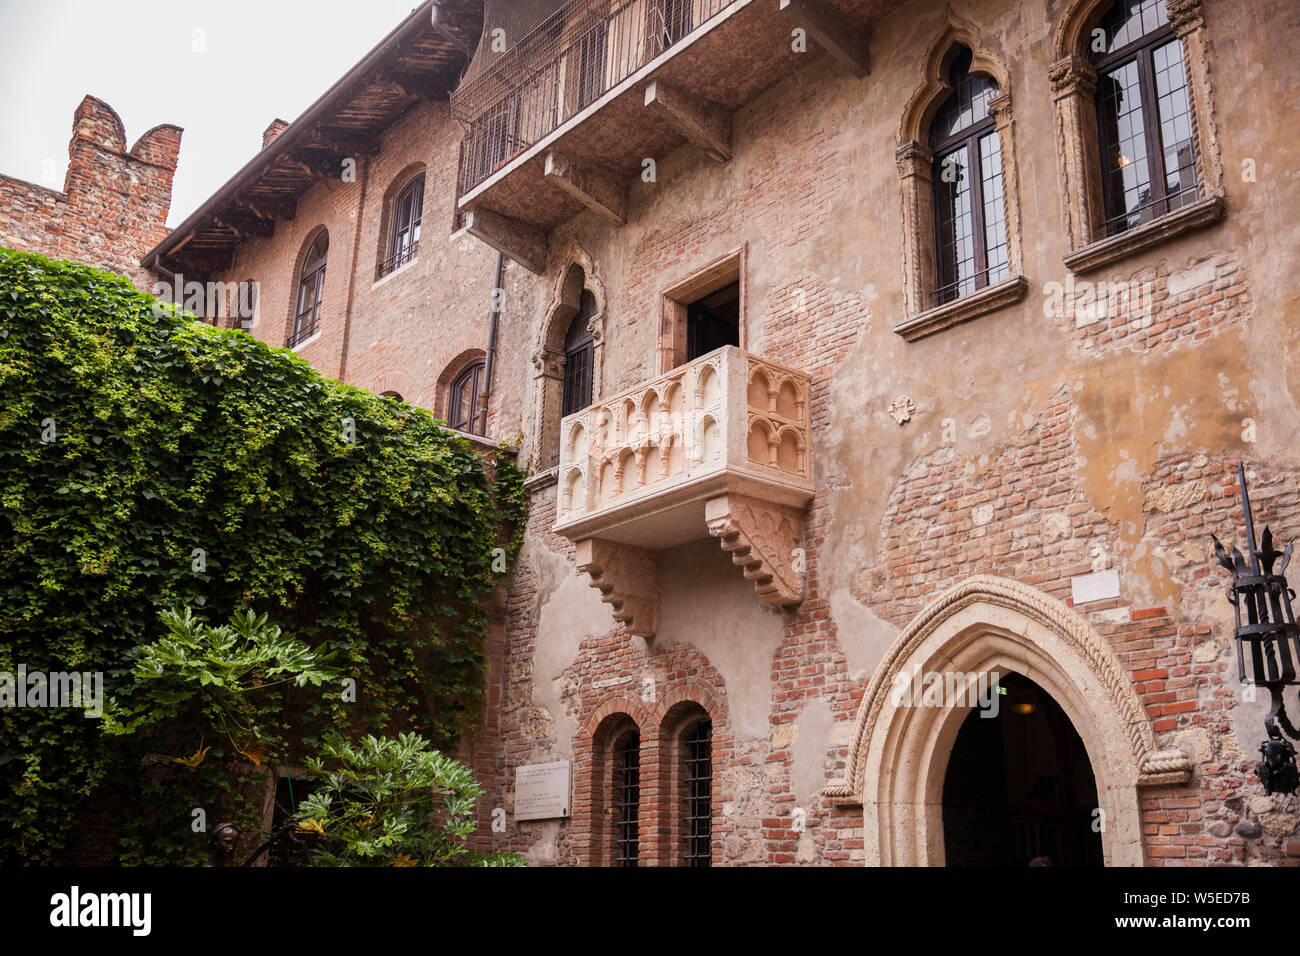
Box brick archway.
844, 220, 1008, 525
833, 575, 1191, 866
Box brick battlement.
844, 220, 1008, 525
0, 95, 181, 290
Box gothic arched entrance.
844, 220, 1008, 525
941, 672, 1103, 867
830, 575, 1193, 866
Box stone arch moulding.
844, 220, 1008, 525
894, 10, 1028, 339
530, 240, 607, 474
824, 575, 1191, 866
1050, 0, 1224, 268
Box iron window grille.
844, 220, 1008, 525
289, 232, 328, 347
930, 48, 1009, 307
1093, 0, 1199, 237
449, 360, 486, 434
380, 175, 424, 277
682, 719, 712, 867
613, 732, 640, 867
562, 291, 596, 417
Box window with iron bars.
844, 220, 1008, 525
612, 731, 640, 866
682, 719, 712, 867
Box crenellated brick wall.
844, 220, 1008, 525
0, 95, 181, 290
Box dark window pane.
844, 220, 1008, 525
562, 292, 596, 416
683, 720, 712, 867
979, 132, 1009, 286
291, 232, 327, 346
935, 144, 978, 303
930, 50, 998, 146
1098, 0, 1168, 56
1152, 39, 1197, 209
1098, 59, 1154, 230
613, 732, 639, 867
450, 361, 485, 434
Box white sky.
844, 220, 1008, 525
0, 0, 426, 227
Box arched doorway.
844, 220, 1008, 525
942, 672, 1103, 867
834, 575, 1193, 866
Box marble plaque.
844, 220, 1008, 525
515, 760, 571, 821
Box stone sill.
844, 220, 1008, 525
440, 426, 512, 456
523, 467, 558, 491
289, 331, 321, 353
1063, 195, 1226, 275
371, 257, 419, 290
893, 275, 1029, 342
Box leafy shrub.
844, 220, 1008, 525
296, 732, 523, 867
0, 249, 525, 863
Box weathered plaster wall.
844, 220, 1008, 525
485, 0, 1300, 865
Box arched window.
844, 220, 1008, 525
233, 278, 258, 331
680, 718, 712, 867
381, 174, 424, 277
448, 360, 485, 434
930, 49, 1008, 305
379, 390, 403, 402
1092, 0, 1197, 236
611, 728, 640, 867
290, 231, 327, 346
562, 291, 596, 417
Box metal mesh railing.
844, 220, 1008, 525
452, 0, 737, 193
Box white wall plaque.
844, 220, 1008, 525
514, 760, 571, 821
1071, 568, 1120, 606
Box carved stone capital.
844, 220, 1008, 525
988, 91, 1013, 127
1166, 0, 1204, 35
895, 140, 934, 180
573, 538, 660, 638
1049, 55, 1097, 100
533, 346, 565, 378
705, 494, 805, 606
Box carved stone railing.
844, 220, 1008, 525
554, 346, 813, 637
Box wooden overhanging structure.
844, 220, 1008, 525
453, 0, 892, 274
141, 0, 483, 279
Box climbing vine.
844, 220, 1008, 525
0, 249, 526, 863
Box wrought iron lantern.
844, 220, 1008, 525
1211, 462, 1300, 795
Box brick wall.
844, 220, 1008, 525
0, 95, 181, 290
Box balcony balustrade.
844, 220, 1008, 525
553, 346, 814, 637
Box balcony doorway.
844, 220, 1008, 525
686, 281, 739, 361
659, 246, 745, 373
941, 672, 1103, 867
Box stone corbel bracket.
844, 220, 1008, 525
574, 538, 660, 638
705, 493, 805, 606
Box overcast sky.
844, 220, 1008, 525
0, 0, 426, 227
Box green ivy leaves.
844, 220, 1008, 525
0, 249, 527, 863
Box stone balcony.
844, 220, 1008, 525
553, 346, 813, 637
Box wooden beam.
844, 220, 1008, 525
779, 0, 871, 78
233, 195, 296, 221
214, 213, 274, 238
303, 128, 381, 156
543, 152, 627, 225
643, 80, 731, 164
464, 208, 547, 275
390, 70, 451, 103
